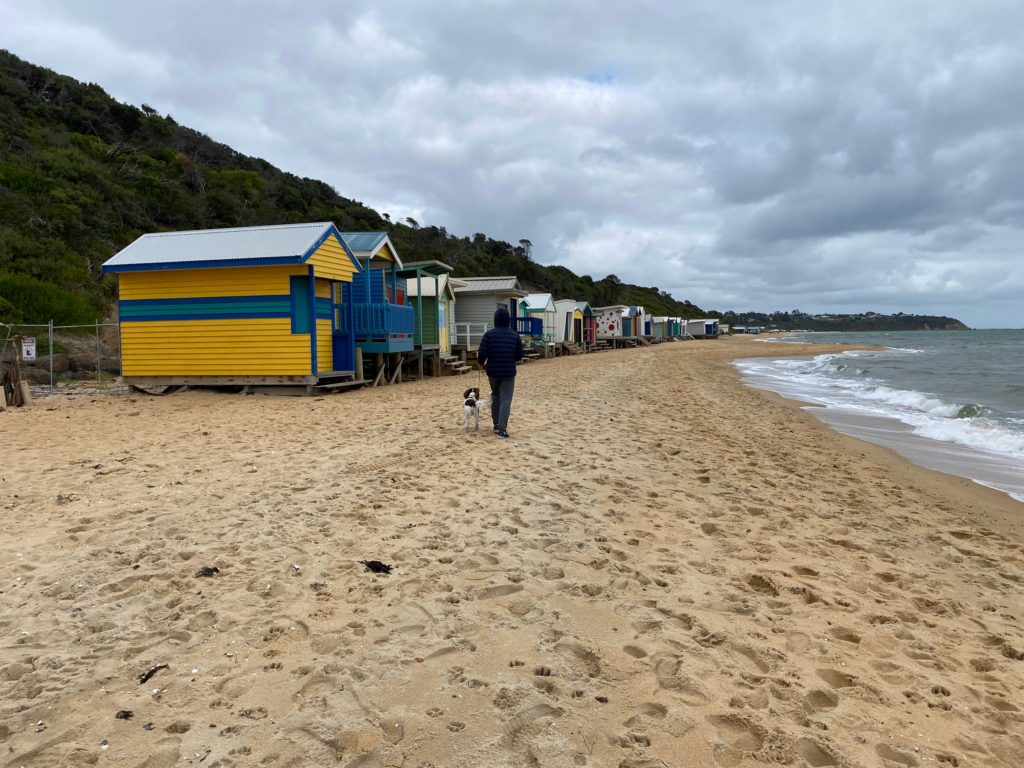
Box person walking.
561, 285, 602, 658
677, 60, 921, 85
477, 306, 524, 439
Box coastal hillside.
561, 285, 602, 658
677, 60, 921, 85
713, 310, 970, 332
0, 50, 706, 324
0, 51, 969, 331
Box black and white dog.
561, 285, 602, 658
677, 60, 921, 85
463, 387, 490, 433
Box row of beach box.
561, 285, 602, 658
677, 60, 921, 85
101, 222, 720, 393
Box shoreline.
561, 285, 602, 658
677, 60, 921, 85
722, 339, 1023, 540
733, 338, 1024, 516
2, 336, 1022, 766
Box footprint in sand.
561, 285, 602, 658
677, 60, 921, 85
792, 566, 819, 577
477, 584, 524, 600
875, 743, 919, 766
731, 643, 771, 673
706, 713, 764, 750
796, 738, 839, 767
785, 632, 811, 652
500, 703, 562, 747
630, 703, 668, 721
816, 669, 856, 689
746, 574, 779, 596
134, 738, 181, 768
803, 689, 839, 712
828, 626, 861, 644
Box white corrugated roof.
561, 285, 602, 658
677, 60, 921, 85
523, 293, 554, 309
102, 222, 341, 271
337, 232, 404, 269
453, 276, 526, 295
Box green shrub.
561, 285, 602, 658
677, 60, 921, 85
0, 272, 98, 324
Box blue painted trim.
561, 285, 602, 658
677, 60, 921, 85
122, 311, 291, 322
121, 294, 290, 308
308, 265, 317, 375
119, 294, 293, 322
102, 255, 303, 273
120, 305, 291, 317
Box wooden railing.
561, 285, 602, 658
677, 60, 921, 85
352, 302, 415, 339
516, 316, 543, 338
452, 322, 490, 346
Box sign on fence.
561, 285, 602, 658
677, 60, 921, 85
22, 337, 36, 362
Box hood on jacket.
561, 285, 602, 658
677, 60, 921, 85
494, 307, 511, 328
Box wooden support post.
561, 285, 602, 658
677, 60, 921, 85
0, 384, 7, 411
418, 352, 424, 381
372, 353, 386, 387
18, 380, 32, 407
355, 348, 364, 382
388, 354, 403, 385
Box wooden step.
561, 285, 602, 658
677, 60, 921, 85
315, 378, 369, 391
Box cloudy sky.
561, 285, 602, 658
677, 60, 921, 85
3, 1, 1023, 327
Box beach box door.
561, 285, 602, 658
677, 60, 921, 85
332, 282, 355, 371
439, 300, 449, 353
573, 316, 582, 343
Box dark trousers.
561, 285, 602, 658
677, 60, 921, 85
488, 376, 515, 431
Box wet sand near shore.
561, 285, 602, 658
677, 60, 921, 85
1, 337, 1022, 767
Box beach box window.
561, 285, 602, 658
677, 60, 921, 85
291, 276, 311, 333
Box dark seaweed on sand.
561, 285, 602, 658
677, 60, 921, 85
360, 560, 392, 574
138, 664, 168, 684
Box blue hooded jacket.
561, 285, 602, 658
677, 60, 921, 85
478, 307, 524, 378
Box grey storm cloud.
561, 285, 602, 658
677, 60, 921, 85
3, 0, 1024, 326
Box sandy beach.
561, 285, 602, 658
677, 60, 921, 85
1, 336, 1022, 768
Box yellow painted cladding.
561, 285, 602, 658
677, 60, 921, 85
119, 265, 304, 300
116, 235, 357, 377
375, 241, 397, 262
122, 318, 311, 376
306, 235, 359, 281
118, 236, 356, 301
316, 319, 332, 372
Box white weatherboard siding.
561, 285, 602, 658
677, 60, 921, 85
554, 299, 578, 342
453, 293, 508, 345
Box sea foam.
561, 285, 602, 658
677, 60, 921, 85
736, 353, 1024, 462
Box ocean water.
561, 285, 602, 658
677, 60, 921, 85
735, 330, 1024, 502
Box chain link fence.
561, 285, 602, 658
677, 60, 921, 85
1, 320, 124, 397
